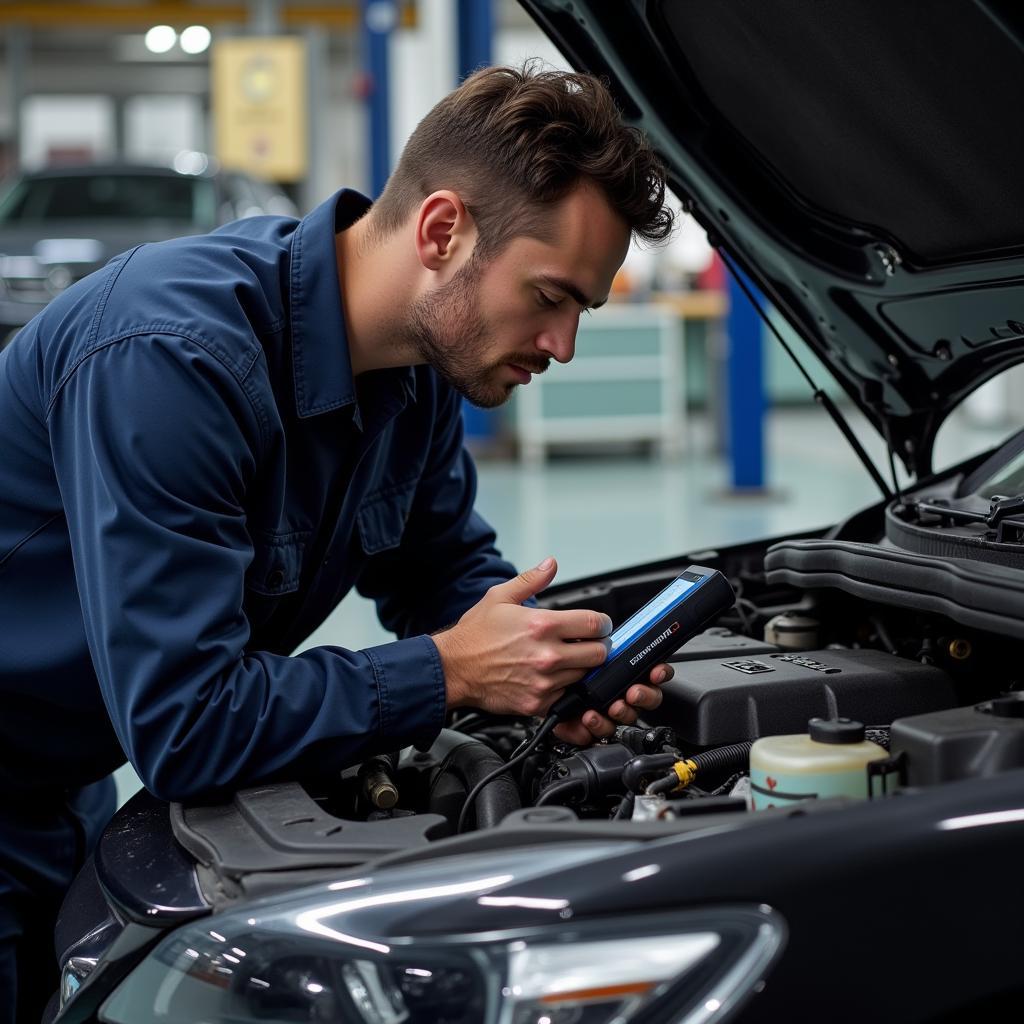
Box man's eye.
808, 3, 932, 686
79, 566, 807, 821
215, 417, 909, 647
537, 291, 560, 309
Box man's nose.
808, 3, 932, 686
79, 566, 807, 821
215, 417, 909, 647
535, 314, 579, 364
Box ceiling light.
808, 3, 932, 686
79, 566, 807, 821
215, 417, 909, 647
180, 25, 212, 55
144, 25, 177, 54
172, 151, 210, 176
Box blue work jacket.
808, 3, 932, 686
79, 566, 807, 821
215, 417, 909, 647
0, 188, 518, 803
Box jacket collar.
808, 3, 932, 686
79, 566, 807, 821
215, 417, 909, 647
289, 188, 416, 419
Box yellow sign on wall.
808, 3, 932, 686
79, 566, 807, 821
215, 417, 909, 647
212, 36, 308, 183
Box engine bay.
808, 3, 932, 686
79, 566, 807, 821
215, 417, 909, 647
157, 433, 1024, 912
56, 435, 1024, 1024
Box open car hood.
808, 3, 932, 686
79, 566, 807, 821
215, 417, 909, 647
520, 0, 1024, 477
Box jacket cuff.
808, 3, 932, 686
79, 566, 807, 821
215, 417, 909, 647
364, 635, 446, 747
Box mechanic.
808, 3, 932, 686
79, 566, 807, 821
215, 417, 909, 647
0, 64, 675, 1020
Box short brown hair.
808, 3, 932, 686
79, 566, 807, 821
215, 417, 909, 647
368, 63, 673, 258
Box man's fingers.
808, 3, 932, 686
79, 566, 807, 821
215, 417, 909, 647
548, 608, 614, 640
573, 640, 611, 670
624, 683, 664, 711
533, 640, 608, 674
603, 682, 666, 723
581, 710, 617, 738
606, 700, 639, 725
491, 557, 558, 605
552, 719, 594, 745
551, 710, 617, 745
649, 663, 674, 685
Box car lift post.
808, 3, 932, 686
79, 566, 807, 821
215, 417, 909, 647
361, 0, 395, 198
456, 0, 499, 447
725, 266, 766, 491
458, 0, 494, 81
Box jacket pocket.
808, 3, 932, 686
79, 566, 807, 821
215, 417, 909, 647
246, 530, 309, 596
357, 481, 417, 555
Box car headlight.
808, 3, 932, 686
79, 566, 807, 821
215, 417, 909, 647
98, 849, 784, 1024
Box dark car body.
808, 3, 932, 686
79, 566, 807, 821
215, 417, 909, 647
47, 2, 1024, 1022
0, 161, 296, 346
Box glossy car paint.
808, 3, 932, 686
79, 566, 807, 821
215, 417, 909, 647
56, 760, 1024, 1022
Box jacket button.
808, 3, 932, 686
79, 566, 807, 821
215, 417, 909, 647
266, 568, 286, 589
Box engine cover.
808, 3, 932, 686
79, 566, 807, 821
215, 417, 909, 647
649, 648, 956, 747
891, 695, 1024, 786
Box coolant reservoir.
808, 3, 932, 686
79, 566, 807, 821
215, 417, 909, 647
749, 717, 888, 810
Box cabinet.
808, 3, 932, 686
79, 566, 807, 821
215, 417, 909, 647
513, 303, 685, 462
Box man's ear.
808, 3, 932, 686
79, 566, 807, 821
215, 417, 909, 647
414, 190, 476, 273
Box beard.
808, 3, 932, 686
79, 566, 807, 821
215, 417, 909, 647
405, 258, 548, 409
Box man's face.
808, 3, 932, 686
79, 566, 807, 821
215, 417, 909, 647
407, 183, 631, 408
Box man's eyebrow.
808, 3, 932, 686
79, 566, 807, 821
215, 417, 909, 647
538, 275, 607, 310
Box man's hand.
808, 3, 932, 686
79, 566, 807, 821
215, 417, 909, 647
550, 663, 672, 745
432, 556, 673, 743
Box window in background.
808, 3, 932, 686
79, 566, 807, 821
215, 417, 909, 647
125, 94, 205, 166
21, 95, 116, 168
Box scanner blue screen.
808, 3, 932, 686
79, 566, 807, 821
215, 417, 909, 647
606, 574, 703, 658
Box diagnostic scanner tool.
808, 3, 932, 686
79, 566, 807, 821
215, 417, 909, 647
551, 566, 735, 722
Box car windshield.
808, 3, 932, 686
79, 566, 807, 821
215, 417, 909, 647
0, 172, 218, 228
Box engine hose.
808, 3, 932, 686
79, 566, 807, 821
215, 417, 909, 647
536, 779, 585, 806
612, 792, 636, 820
645, 742, 754, 796
427, 730, 522, 830
622, 753, 681, 795
692, 742, 754, 776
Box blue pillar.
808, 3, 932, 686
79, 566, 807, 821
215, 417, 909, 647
726, 268, 766, 490
361, 0, 395, 197
456, 0, 498, 444
457, 0, 493, 80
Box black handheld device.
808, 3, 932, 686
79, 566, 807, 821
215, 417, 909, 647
551, 565, 735, 721
458, 566, 734, 832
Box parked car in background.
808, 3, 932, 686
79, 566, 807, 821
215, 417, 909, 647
0, 158, 296, 347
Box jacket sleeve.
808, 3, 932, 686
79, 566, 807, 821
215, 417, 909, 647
47, 334, 445, 802
355, 383, 523, 638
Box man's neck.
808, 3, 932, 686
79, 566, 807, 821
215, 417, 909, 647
336, 216, 420, 376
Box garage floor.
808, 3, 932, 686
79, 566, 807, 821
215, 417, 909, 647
112, 405, 1009, 804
